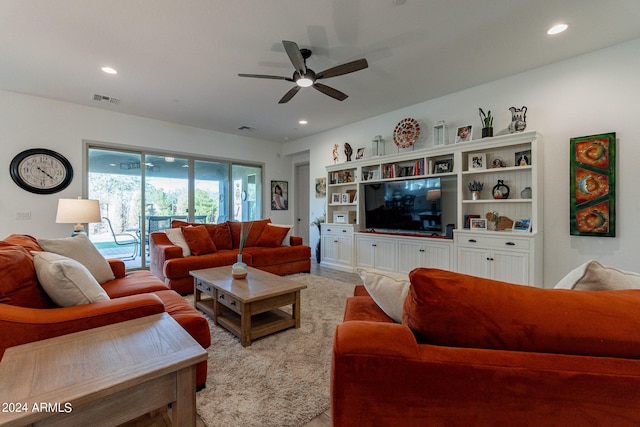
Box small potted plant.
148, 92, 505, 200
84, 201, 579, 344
468, 180, 484, 200
479, 108, 493, 138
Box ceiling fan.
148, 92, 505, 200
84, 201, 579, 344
238, 40, 368, 104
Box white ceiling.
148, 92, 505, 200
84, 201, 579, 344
2, 0, 640, 142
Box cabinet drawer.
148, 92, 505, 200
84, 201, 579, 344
457, 235, 530, 250
195, 279, 213, 294
217, 291, 241, 314
322, 225, 353, 236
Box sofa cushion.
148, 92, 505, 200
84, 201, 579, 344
357, 268, 410, 323
0, 242, 52, 308
255, 224, 292, 247
31, 251, 110, 307
164, 227, 191, 257
404, 268, 640, 359
3, 234, 43, 252
182, 225, 217, 255
243, 245, 308, 267
228, 219, 271, 248
554, 260, 640, 290
172, 220, 232, 250
38, 234, 115, 284
343, 296, 394, 323
163, 250, 243, 279
101, 270, 170, 298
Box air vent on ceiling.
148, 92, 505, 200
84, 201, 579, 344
238, 125, 254, 131
92, 93, 120, 105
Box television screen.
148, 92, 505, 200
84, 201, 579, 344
363, 177, 443, 233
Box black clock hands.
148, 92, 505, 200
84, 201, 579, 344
36, 166, 55, 179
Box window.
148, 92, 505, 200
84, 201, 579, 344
87, 145, 262, 269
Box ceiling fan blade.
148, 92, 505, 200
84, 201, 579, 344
238, 73, 293, 81
316, 58, 368, 80
313, 83, 348, 101
282, 40, 307, 76
278, 86, 301, 104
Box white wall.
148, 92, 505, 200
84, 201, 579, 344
0, 91, 293, 238
285, 38, 640, 287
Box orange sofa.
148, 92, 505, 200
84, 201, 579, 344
0, 234, 211, 388
150, 219, 311, 294
332, 268, 640, 426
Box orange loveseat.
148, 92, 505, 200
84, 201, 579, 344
150, 219, 311, 294
0, 234, 211, 388
332, 268, 640, 426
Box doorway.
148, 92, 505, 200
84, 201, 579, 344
295, 163, 310, 245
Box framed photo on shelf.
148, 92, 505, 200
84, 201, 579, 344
331, 193, 341, 204
356, 147, 365, 160
512, 219, 532, 232
464, 214, 481, 229
515, 150, 532, 166
470, 218, 487, 230
469, 153, 486, 170
341, 193, 350, 204
433, 159, 453, 174
455, 125, 473, 143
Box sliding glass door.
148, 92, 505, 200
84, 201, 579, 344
87, 145, 262, 269
88, 148, 143, 269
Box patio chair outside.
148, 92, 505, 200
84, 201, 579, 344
102, 217, 139, 261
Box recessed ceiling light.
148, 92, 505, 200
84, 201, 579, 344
547, 24, 568, 35
299, 120, 308, 125
101, 66, 118, 75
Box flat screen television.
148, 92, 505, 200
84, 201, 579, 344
363, 177, 443, 233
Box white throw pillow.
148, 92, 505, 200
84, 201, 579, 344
270, 224, 294, 246
31, 251, 110, 307
554, 260, 640, 290
38, 234, 115, 284
357, 268, 410, 323
164, 228, 191, 256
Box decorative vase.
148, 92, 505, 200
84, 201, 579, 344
508, 106, 527, 133
481, 127, 493, 138
492, 180, 510, 199
471, 191, 481, 201
520, 186, 532, 199
315, 225, 322, 263
232, 253, 248, 279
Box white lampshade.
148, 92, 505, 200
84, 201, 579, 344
56, 197, 101, 234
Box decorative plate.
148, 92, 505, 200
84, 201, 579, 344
393, 118, 421, 148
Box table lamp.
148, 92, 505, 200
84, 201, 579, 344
56, 197, 101, 236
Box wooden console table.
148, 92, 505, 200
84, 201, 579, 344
0, 313, 207, 427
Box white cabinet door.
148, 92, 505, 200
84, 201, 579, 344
321, 234, 338, 264
355, 235, 397, 272
456, 246, 491, 279
372, 238, 397, 272
355, 236, 376, 269
336, 235, 354, 266
397, 241, 425, 274
492, 250, 528, 284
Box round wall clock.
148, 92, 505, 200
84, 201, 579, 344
10, 148, 74, 194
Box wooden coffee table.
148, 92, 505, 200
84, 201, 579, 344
190, 266, 306, 346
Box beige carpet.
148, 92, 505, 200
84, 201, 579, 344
194, 273, 355, 427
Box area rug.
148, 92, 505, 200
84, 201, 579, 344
194, 273, 355, 427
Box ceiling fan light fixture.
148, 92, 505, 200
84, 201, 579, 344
296, 76, 314, 87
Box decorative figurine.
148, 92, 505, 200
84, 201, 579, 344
344, 142, 353, 161
332, 144, 339, 164
508, 106, 527, 133
492, 180, 510, 199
